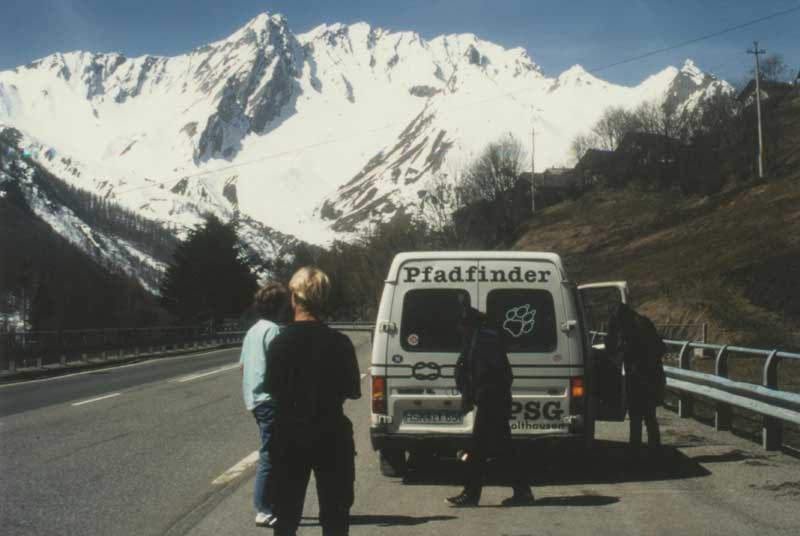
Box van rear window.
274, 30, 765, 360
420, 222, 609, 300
400, 289, 470, 352
487, 289, 557, 353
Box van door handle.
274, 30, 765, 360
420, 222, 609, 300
378, 322, 397, 334
560, 320, 578, 333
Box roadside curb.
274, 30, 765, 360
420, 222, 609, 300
0, 343, 242, 385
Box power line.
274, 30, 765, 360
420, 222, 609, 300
111, 5, 800, 198
587, 5, 800, 74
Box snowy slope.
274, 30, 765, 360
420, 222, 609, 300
0, 126, 299, 292
0, 12, 733, 243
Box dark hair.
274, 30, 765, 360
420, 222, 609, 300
459, 306, 487, 328
253, 282, 289, 320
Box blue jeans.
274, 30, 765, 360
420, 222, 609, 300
253, 402, 275, 515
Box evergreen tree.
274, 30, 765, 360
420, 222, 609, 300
159, 215, 257, 324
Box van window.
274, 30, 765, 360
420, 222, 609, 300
486, 289, 557, 353
400, 289, 470, 352
580, 286, 623, 332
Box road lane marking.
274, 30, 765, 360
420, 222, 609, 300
71, 392, 121, 406
172, 363, 240, 383
212, 450, 259, 485
0, 348, 237, 389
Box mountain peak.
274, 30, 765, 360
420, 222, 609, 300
680, 59, 705, 84
220, 11, 291, 48
557, 64, 599, 84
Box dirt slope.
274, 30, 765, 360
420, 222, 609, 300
514, 92, 800, 349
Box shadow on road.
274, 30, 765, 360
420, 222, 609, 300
401, 439, 712, 487
479, 495, 620, 509
300, 515, 457, 528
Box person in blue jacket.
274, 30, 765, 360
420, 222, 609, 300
239, 282, 289, 527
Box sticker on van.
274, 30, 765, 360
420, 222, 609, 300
503, 304, 537, 338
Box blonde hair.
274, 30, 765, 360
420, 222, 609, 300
289, 266, 330, 316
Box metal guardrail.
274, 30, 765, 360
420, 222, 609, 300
592, 331, 800, 451
0, 326, 246, 373
0, 322, 376, 374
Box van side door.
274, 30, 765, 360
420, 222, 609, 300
578, 282, 628, 421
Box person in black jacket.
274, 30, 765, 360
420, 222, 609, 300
606, 303, 666, 448
266, 267, 361, 536
446, 306, 534, 507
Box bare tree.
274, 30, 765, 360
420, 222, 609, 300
591, 106, 640, 150
752, 54, 790, 83
458, 134, 528, 244
418, 171, 461, 247
570, 133, 600, 163
460, 134, 527, 204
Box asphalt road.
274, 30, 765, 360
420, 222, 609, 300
2, 333, 799, 536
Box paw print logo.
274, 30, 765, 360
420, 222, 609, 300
503, 304, 536, 338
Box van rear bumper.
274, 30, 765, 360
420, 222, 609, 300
370, 429, 584, 451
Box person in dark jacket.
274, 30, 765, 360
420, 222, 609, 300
446, 306, 534, 507
266, 267, 361, 536
605, 303, 666, 448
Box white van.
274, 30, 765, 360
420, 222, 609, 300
369, 251, 629, 476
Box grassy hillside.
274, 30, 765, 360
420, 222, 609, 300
514, 92, 800, 350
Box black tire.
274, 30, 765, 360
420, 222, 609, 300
582, 417, 597, 453
407, 448, 437, 470
379, 448, 407, 477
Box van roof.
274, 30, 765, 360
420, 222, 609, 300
386, 251, 566, 283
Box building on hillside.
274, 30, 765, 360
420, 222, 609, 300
737, 79, 796, 106
574, 148, 615, 186
615, 132, 683, 166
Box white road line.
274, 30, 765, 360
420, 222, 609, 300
212, 451, 259, 485
0, 348, 236, 389
71, 392, 121, 407
172, 363, 239, 383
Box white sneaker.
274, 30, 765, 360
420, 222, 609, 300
255, 512, 270, 526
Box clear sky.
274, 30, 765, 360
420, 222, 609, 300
1, 0, 798, 86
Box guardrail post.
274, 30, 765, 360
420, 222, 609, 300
60, 354, 66, 366
36, 357, 43, 369
762, 350, 783, 451
677, 343, 693, 418
714, 346, 732, 431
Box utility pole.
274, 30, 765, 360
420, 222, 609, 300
530, 127, 536, 213
747, 41, 766, 179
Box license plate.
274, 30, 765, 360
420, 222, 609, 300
402, 410, 463, 425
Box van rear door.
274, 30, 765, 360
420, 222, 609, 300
386, 259, 479, 435
578, 281, 628, 421
477, 259, 573, 435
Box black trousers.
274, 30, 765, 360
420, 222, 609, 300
464, 443, 531, 499
629, 403, 661, 447
272, 425, 355, 536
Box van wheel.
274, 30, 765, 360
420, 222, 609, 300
583, 419, 596, 452
379, 448, 407, 477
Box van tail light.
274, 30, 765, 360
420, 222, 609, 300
372, 375, 387, 415
570, 377, 584, 415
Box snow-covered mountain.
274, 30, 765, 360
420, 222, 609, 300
0, 126, 300, 292
0, 12, 732, 244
